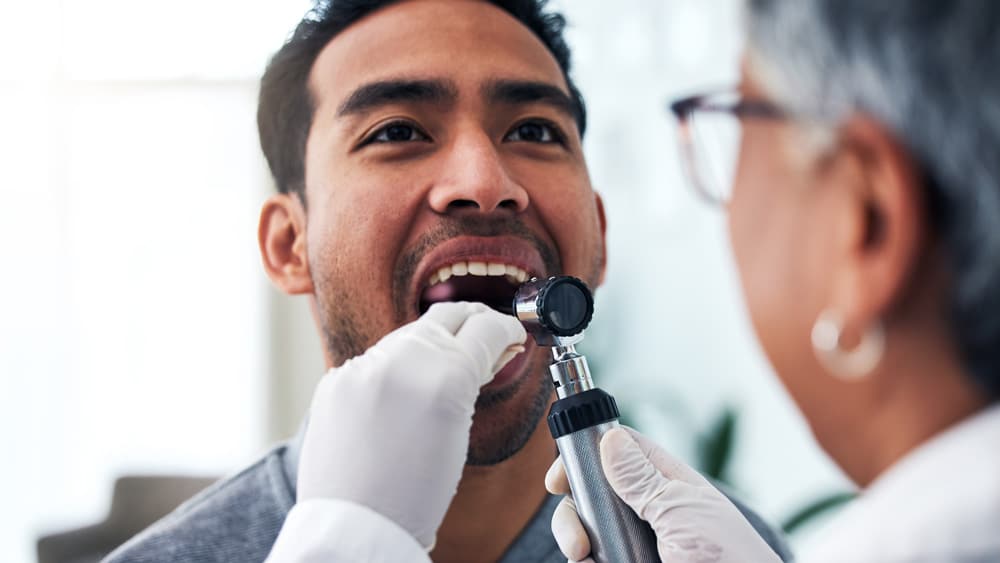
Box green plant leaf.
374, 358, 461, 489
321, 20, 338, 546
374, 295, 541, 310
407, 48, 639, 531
698, 408, 736, 483
781, 491, 856, 534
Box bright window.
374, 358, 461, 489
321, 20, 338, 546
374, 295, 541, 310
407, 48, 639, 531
0, 2, 310, 561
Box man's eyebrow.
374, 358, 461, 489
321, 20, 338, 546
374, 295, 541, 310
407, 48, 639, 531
483, 79, 576, 118
336, 79, 459, 117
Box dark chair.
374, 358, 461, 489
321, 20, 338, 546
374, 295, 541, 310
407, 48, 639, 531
36, 475, 217, 563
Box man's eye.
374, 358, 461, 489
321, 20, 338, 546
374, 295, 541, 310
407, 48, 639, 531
505, 121, 562, 144
368, 122, 430, 144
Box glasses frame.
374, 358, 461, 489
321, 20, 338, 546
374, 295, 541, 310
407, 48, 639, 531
669, 90, 787, 206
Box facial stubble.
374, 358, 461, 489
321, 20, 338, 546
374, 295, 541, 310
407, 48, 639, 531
311, 215, 602, 466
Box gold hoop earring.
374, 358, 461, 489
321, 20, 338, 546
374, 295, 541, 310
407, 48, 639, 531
811, 309, 885, 380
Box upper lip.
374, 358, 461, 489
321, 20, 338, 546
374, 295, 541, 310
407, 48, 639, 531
410, 235, 548, 310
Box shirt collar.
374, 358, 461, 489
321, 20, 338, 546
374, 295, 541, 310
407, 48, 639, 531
802, 403, 1000, 563
281, 418, 307, 498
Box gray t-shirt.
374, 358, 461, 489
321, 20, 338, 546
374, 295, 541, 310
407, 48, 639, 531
104, 430, 791, 562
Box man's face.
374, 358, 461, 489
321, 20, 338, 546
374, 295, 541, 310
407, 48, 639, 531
300, 0, 606, 464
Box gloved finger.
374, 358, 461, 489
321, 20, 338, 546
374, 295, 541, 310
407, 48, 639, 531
545, 456, 570, 494
599, 427, 674, 523
420, 301, 493, 334
492, 343, 527, 375
621, 426, 711, 486
551, 495, 590, 561
453, 307, 527, 378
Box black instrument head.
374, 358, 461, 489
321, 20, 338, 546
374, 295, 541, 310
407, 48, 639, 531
513, 276, 594, 344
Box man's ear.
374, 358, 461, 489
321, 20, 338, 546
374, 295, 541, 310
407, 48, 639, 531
827, 115, 928, 326
593, 191, 609, 287
259, 193, 314, 295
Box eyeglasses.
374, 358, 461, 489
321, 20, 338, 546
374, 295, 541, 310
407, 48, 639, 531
669, 90, 787, 206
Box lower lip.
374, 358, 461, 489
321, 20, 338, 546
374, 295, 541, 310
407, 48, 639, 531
487, 339, 540, 388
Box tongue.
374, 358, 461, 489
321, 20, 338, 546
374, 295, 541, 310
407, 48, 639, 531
420, 276, 518, 316
423, 282, 458, 303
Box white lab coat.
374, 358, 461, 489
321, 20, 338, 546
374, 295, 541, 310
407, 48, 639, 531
266, 498, 429, 562
800, 404, 1000, 563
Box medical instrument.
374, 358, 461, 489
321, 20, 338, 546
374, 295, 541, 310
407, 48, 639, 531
513, 276, 659, 563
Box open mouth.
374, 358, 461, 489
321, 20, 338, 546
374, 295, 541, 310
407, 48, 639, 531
418, 261, 532, 317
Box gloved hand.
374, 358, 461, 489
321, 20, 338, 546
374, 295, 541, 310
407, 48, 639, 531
546, 426, 783, 563
297, 302, 527, 550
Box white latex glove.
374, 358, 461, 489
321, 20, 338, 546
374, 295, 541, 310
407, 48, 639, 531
546, 426, 782, 563
297, 302, 527, 550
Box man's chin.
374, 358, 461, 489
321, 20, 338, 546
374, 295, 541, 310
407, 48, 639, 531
466, 344, 554, 466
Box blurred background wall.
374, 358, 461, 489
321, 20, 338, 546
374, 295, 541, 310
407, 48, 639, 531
0, 1, 852, 561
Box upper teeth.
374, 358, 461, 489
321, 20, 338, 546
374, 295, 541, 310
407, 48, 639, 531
428, 261, 530, 287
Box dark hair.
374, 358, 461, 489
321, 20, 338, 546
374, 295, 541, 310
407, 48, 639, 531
257, 0, 586, 200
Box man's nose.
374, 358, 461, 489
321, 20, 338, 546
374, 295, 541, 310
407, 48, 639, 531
427, 132, 529, 215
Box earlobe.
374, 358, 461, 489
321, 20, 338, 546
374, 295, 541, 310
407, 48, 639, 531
259, 194, 314, 295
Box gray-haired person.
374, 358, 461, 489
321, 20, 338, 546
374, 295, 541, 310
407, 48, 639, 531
549, 1, 1000, 562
